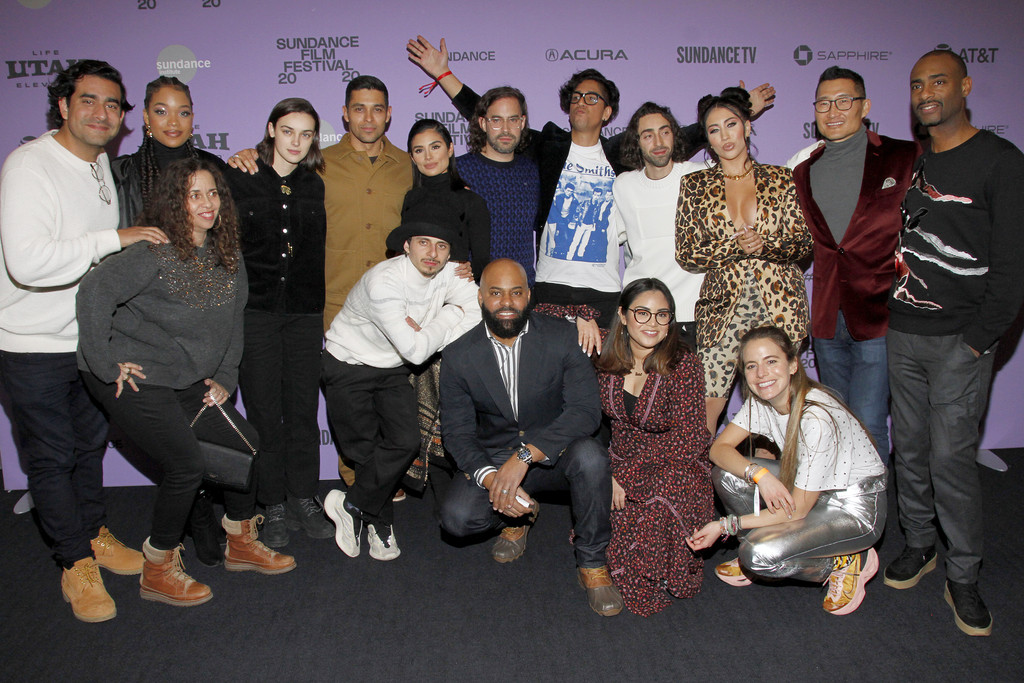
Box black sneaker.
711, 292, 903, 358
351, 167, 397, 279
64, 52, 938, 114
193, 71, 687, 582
883, 545, 936, 589
285, 495, 335, 539
945, 580, 993, 636
260, 503, 289, 548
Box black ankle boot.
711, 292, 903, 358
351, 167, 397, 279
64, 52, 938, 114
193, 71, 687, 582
187, 489, 225, 567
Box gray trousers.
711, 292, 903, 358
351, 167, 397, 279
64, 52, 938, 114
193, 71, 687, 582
714, 459, 886, 583
887, 329, 995, 583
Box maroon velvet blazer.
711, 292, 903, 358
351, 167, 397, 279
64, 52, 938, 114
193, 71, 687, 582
792, 131, 919, 340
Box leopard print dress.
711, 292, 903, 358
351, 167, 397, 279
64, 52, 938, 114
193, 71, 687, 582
675, 162, 812, 395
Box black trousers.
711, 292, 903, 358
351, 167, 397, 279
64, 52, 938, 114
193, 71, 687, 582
83, 374, 259, 550
532, 282, 619, 329
0, 352, 108, 567
440, 437, 612, 567
321, 354, 419, 525
239, 310, 323, 504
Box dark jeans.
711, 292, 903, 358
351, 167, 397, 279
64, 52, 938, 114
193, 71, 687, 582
239, 310, 323, 504
440, 437, 612, 567
813, 310, 890, 462
532, 282, 619, 329
82, 374, 258, 550
321, 353, 419, 525
887, 329, 994, 583
0, 351, 108, 567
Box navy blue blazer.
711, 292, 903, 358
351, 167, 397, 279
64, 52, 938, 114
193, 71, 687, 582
439, 313, 601, 475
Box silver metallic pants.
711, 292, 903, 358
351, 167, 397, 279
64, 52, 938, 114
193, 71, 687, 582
713, 459, 887, 583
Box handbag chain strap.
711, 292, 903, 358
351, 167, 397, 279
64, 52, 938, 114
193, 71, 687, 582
190, 402, 257, 455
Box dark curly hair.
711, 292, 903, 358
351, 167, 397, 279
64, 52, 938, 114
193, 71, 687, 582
696, 86, 753, 163
595, 278, 687, 377
558, 68, 620, 123
46, 59, 132, 131
468, 86, 530, 155
137, 76, 199, 211
138, 158, 240, 273
619, 101, 691, 171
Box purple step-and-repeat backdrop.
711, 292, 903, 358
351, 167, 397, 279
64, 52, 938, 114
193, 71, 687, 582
1, 0, 1021, 488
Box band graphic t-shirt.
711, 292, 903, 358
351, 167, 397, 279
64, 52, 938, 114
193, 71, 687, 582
535, 142, 619, 292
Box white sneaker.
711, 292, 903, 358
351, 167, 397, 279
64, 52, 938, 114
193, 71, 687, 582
323, 489, 361, 557
367, 523, 400, 561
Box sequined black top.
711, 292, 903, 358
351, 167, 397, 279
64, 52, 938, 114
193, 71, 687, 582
76, 241, 247, 392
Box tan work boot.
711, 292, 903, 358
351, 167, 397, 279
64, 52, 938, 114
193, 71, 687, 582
577, 565, 624, 617
491, 503, 539, 563
91, 526, 144, 575
222, 515, 296, 575
62, 557, 116, 623
140, 538, 212, 607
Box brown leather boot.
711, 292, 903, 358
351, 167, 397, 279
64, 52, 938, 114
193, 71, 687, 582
222, 515, 296, 575
91, 526, 144, 575
577, 566, 624, 617
62, 557, 116, 623
140, 538, 212, 607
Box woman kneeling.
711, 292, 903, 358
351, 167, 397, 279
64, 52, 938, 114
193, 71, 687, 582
687, 326, 886, 615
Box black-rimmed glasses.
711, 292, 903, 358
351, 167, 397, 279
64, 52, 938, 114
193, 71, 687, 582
628, 308, 672, 325
813, 96, 866, 113
569, 91, 606, 106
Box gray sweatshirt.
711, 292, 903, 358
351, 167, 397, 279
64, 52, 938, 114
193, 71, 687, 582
76, 241, 247, 393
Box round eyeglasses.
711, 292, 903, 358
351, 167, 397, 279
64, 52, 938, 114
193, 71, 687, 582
628, 308, 672, 325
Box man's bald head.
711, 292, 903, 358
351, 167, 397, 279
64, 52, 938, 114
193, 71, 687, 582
480, 258, 529, 292
479, 259, 530, 342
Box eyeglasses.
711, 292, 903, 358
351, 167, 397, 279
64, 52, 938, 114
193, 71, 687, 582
486, 115, 524, 129
628, 308, 672, 325
569, 91, 606, 106
90, 163, 112, 205
813, 96, 866, 113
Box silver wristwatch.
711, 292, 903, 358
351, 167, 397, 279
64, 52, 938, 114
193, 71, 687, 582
515, 444, 533, 465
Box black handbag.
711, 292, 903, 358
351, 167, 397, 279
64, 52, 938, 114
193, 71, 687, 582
190, 402, 257, 492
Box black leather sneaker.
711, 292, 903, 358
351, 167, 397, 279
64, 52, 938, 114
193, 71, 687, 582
945, 580, 993, 636
883, 545, 936, 589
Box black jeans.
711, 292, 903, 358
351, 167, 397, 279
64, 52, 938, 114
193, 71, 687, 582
321, 353, 419, 525
532, 282, 619, 329
239, 310, 323, 504
82, 374, 259, 550
440, 437, 612, 567
0, 352, 108, 567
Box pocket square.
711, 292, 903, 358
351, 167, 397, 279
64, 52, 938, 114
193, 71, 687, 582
881, 177, 896, 189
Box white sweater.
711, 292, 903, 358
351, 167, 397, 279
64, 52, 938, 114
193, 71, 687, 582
614, 161, 707, 321
325, 255, 481, 368
0, 132, 122, 353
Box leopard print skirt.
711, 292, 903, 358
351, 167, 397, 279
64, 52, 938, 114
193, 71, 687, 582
699, 274, 770, 397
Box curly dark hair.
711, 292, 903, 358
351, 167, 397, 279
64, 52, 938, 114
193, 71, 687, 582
558, 68, 620, 123
46, 60, 132, 131
619, 102, 690, 171
595, 278, 687, 376
137, 76, 199, 210
696, 86, 753, 163
468, 86, 531, 155
138, 158, 240, 273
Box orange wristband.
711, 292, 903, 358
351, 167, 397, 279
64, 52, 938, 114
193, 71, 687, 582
752, 467, 768, 484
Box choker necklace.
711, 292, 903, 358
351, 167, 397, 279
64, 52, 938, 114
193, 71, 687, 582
722, 163, 753, 181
